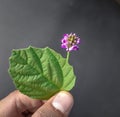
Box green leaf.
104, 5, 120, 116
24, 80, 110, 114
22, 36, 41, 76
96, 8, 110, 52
8, 46, 76, 99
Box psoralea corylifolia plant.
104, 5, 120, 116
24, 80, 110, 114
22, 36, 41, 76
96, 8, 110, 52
8, 33, 80, 99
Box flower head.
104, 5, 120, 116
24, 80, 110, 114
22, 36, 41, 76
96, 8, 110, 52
61, 33, 80, 52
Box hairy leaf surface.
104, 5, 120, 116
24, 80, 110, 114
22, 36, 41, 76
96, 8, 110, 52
9, 46, 76, 99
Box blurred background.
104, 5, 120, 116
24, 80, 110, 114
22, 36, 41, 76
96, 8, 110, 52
0, 0, 120, 117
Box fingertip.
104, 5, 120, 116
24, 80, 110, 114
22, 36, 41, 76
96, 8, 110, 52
32, 91, 74, 117
52, 91, 74, 115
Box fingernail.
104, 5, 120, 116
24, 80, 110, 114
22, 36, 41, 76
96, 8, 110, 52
52, 91, 73, 114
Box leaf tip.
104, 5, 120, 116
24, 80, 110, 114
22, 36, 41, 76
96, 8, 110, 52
28, 45, 34, 49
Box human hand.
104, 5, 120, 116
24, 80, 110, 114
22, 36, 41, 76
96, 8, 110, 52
0, 90, 73, 117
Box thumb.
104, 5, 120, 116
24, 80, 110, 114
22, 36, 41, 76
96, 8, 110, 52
32, 91, 74, 117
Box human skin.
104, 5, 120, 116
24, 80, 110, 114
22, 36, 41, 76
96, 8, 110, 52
0, 90, 73, 117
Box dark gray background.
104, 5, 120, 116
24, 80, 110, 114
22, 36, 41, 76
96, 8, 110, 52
0, 0, 120, 117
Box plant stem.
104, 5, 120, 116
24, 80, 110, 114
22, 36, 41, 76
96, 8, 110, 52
66, 52, 70, 62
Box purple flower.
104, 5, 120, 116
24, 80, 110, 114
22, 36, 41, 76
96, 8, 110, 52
61, 33, 80, 52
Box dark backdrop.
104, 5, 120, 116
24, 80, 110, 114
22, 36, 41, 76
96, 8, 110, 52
0, 0, 120, 117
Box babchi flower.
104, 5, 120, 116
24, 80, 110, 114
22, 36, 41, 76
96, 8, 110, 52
61, 33, 80, 52
61, 33, 80, 62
